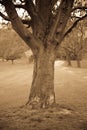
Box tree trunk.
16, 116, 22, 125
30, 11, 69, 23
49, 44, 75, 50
77, 58, 81, 68
11, 59, 14, 64
77, 54, 81, 68
66, 54, 72, 66
67, 58, 72, 66
28, 48, 56, 109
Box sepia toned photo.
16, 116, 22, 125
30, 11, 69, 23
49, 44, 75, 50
0, 0, 87, 130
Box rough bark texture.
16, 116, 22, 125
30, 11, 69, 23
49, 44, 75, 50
28, 47, 56, 109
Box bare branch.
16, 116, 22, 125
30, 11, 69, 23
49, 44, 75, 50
0, 12, 10, 21
2, 0, 42, 50
0, 11, 32, 26
72, 6, 87, 12
22, 19, 32, 26
47, 0, 74, 44
25, 0, 37, 19
50, 0, 59, 8
14, 4, 25, 9
64, 14, 87, 38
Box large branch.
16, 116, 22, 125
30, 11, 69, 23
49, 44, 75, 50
25, 0, 37, 19
36, 0, 52, 16
64, 14, 87, 38
0, 0, 37, 26
0, 12, 10, 21
38, 0, 59, 19
14, 4, 25, 9
2, 0, 42, 51
0, 11, 32, 26
0, 1, 33, 22
35, 0, 55, 24
47, 0, 74, 44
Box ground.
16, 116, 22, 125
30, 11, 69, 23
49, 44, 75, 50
0, 60, 87, 130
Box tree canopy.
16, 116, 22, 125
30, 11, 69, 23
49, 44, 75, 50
0, 28, 28, 63
0, 0, 87, 52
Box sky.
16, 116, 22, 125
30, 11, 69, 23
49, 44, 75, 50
0, 1, 86, 25
0, 0, 60, 24
0, 0, 29, 24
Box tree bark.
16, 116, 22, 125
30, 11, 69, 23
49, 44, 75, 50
28, 48, 56, 109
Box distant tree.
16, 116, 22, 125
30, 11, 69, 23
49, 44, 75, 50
4, 43, 23, 64
61, 21, 86, 67
0, 0, 87, 108
0, 28, 28, 64
0, 42, 6, 61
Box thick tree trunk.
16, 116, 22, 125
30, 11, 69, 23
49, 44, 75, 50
28, 49, 56, 109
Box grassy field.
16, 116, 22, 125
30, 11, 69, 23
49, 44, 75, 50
0, 60, 87, 130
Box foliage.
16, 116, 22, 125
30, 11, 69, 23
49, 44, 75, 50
60, 21, 87, 67
0, 0, 87, 50
0, 27, 28, 63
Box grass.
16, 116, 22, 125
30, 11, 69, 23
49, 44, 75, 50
0, 60, 87, 130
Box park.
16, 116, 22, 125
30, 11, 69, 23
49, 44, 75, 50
0, 0, 87, 129
0, 60, 87, 130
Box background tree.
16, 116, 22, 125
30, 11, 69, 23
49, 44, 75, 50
60, 20, 87, 67
0, 27, 28, 64
0, 0, 87, 108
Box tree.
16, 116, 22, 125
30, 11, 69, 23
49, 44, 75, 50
60, 20, 87, 67
0, 27, 28, 64
0, 0, 87, 108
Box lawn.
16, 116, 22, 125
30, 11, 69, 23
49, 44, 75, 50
0, 60, 87, 130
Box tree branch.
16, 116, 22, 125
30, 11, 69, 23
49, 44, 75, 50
14, 4, 25, 9
35, 0, 54, 30
0, 12, 10, 21
2, 0, 42, 51
25, 0, 37, 19
72, 6, 87, 12
47, 0, 74, 44
0, 11, 32, 26
64, 14, 87, 38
